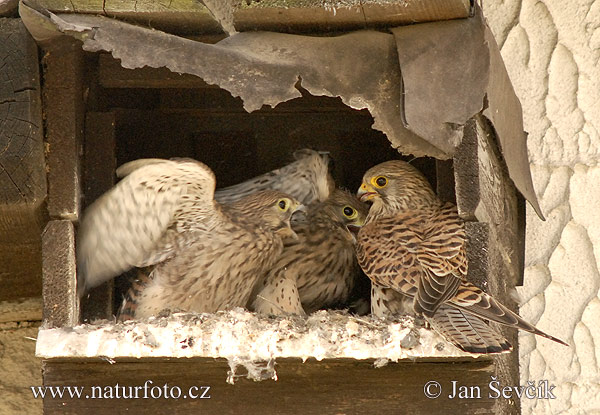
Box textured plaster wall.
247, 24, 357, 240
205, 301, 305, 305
0, 325, 41, 413
484, 1, 600, 414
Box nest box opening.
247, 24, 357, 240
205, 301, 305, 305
80, 52, 444, 322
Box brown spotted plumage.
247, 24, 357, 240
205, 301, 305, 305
77, 158, 302, 319
355, 160, 567, 354
249, 189, 368, 316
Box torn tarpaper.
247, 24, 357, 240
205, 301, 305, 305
19, 1, 543, 215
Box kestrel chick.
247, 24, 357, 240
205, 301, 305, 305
355, 160, 567, 354
249, 189, 368, 316
77, 157, 302, 319
215, 149, 334, 206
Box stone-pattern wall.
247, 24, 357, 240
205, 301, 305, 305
484, 2, 600, 413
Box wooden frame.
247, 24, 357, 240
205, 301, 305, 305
36, 50, 523, 414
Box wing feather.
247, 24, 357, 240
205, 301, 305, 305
77, 158, 217, 296
356, 203, 466, 317
215, 149, 332, 205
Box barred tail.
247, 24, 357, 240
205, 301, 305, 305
426, 304, 512, 354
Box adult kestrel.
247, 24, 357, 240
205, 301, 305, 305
215, 149, 334, 206
249, 189, 368, 315
355, 160, 567, 354
77, 158, 302, 319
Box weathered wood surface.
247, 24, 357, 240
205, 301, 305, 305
42, 220, 79, 328
234, 0, 472, 32
453, 116, 522, 415
43, 358, 499, 414
80, 112, 116, 321
0, 296, 42, 324
435, 159, 456, 204
0, 18, 45, 300
39, 48, 521, 415
42, 38, 86, 221
32, 0, 471, 34
33, 0, 220, 35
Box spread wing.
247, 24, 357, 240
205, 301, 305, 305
77, 158, 217, 296
215, 149, 333, 206
356, 203, 467, 317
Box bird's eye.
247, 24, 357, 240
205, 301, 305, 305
343, 206, 357, 219
374, 176, 388, 188
278, 199, 288, 211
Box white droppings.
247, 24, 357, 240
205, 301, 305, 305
36, 310, 481, 382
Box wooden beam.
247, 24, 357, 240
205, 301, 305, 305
42, 38, 86, 221
33, 0, 471, 35
453, 116, 522, 415
43, 358, 499, 414
0, 297, 42, 324
0, 19, 46, 300
234, 0, 472, 32
42, 220, 79, 328
32, 0, 222, 35
80, 112, 117, 322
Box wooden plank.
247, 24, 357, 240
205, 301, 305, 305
34, 0, 471, 35
0, 18, 46, 300
42, 38, 86, 221
42, 220, 79, 328
453, 116, 521, 415
0, 297, 42, 324
453, 123, 479, 220
109, 105, 402, 191
515, 193, 526, 286
83, 112, 116, 206
464, 221, 490, 292
79, 112, 117, 322
435, 159, 456, 204
0, 229, 43, 300
43, 358, 499, 414
33, 0, 222, 35
235, 0, 471, 32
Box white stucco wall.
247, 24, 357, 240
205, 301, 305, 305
484, 2, 600, 413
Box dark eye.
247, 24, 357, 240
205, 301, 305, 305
278, 199, 287, 210
342, 205, 357, 219
375, 176, 387, 187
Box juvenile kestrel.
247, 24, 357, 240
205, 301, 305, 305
355, 160, 567, 354
249, 189, 368, 315
215, 149, 334, 206
77, 158, 302, 319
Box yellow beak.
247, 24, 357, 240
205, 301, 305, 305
357, 182, 378, 202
